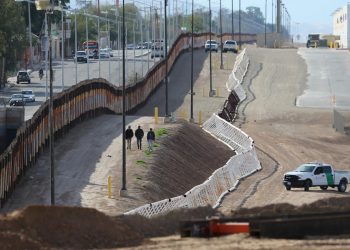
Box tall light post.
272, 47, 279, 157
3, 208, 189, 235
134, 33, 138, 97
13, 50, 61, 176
231, 0, 234, 40
121, 0, 127, 196
219, 0, 223, 69
239, 0, 241, 50
208, 0, 213, 96
165, 0, 169, 116
190, 0, 194, 122
264, 0, 267, 47
27, 1, 33, 69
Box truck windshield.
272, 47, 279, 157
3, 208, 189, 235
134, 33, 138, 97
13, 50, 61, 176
295, 165, 315, 172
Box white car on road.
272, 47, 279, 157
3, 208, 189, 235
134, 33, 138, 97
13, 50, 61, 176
223, 40, 238, 53
21, 90, 35, 102
283, 162, 350, 192
205, 40, 218, 52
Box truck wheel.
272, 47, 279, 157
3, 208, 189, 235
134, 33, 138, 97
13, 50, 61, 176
304, 180, 311, 191
320, 186, 328, 190
286, 185, 291, 191
338, 180, 347, 192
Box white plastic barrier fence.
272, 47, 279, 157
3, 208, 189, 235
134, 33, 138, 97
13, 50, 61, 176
226, 48, 250, 101
125, 114, 261, 218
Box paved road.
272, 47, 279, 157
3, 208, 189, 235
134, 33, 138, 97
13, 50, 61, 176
1, 49, 159, 120
296, 48, 350, 110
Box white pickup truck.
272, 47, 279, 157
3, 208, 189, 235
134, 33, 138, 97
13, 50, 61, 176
283, 162, 350, 192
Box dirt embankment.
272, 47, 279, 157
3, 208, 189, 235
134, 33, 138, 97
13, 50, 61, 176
142, 121, 233, 202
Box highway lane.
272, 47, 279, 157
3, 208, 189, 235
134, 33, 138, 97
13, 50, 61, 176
1, 49, 159, 120
296, 48, 350, 110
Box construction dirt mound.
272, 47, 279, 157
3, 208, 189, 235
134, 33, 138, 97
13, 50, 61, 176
2, 198, 350, 249
231, 197, 350, 218
0, 205, 218, 249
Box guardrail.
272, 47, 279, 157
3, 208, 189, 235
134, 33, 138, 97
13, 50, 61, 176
125, 114, 261, 218
0, 32, 257, 208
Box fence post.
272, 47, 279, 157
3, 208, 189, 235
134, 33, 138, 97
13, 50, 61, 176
154, 107, 159, 124
108, 175, 112, 198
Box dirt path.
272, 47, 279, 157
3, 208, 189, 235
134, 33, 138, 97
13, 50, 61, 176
219, 47, 350, 214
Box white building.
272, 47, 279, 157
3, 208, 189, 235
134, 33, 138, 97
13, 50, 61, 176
332, 4, 350, 48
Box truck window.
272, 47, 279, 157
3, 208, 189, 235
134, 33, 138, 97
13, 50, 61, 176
314, 167, 323, 175
323, 166, 332, 174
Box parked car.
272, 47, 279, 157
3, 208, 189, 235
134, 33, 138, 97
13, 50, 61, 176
105, 47, 113, 57
151, 48, 164, 58
9, 94, 25, 106
99, 48, 110, 58
16, 70, 31, 84
151, 39, 164, 50
74, 51, 88, 63
283, 162, 350, 192
223, 40, 238, 53
127, 44, 136, 50
204, 40, 218, 52
21, 90, 35, 102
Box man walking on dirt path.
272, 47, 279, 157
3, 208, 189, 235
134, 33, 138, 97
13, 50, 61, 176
125, 126, 134, 150
147, 128, 155, 152
135, 126, 144, 150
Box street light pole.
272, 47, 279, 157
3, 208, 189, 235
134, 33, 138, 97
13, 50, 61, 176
219, 0, 223, 69
209, 0, 213, 96
47, 9, 55, 206
28, 1, 33, 69
231, 0, 234, 40
239, 0, 241, 50
165, 0, 169, 116
265, 0, 267, 47
120, 0, 127, 196
190, 0, 194, 122
61, 8, 64, 90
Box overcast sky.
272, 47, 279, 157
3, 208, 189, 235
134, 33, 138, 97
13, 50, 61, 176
71, 0, 349, 42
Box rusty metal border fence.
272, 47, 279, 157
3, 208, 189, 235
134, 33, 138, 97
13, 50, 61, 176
0, 32, 256, 208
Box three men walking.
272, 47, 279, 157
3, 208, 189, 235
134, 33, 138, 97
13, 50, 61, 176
125, 125, 155, 152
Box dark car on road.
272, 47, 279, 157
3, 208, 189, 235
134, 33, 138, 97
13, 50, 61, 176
16, 70, 31, 84
9, 94, 25, 106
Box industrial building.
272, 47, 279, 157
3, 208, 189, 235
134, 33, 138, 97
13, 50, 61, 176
332, 3, 350, 48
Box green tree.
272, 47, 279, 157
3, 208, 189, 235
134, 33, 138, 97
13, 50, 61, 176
245, 6, 264, 24
0, 0, 27, 84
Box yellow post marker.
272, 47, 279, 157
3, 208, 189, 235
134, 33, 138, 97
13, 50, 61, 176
216, 87, 220, 97
198, 111, 202, 125
108, 176, 112, 198
154, 107, 159, 124
332, 95, 336, 106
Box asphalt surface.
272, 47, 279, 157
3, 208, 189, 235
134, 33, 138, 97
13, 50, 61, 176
135, 49, 208, 116
297, 48, 350, 110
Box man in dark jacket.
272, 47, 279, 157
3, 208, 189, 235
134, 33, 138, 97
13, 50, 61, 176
135, 125, 144, 150
125, 125, 134, 150
147, 128, 156, 151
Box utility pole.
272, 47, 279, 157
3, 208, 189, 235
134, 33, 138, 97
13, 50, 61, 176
120, 0, 127, 196
231, 0, 234, 40
219, 0, 223, 69
265, 0, 267, 47
28, 1, 33, 69
190, 0, 194, 122
165, 0, 169, 116
239, 0, 241, 50
209, 0, 213, 96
